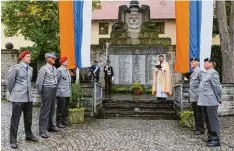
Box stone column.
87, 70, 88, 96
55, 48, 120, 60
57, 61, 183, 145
1, 43, 19, 100
167, 46, 182, 90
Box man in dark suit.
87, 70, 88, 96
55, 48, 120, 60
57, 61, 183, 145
103, 60, 114, 97
7, 50, 38, 149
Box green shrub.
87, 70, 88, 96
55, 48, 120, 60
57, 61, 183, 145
130, 82, 143, 91
111, 85, 131, 93
180, 110, 194, 128
116, 87, 130, 93
70, 83, 82, 108
68, 107, 85, 124
145, 88, 152, 94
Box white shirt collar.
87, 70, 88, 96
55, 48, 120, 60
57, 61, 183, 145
193, 67, 199, 72
20, 62, 28, 68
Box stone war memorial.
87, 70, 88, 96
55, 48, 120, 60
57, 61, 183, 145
89, 0, 234, 119
96, 0, 180, 87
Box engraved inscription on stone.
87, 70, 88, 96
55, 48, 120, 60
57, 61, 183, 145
132, 55, 145, 83
109, 55, 120, 84
145, 55, 157, 84
109, 46, 168, 85
109, 47, 168, 55
119, 55, 132, 84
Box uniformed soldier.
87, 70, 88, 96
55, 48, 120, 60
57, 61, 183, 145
189, 58, 205, 135
7, 50, 38, 149
103, 60, 114, 97
37, 53, 60, 139
198, 58, 222, 147
91, 60, 101, 83
56, 57, 71, 128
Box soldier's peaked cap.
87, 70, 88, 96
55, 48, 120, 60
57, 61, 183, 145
45, 53, 57, 59
190, 58, 200, 62
204, 58, 216, 63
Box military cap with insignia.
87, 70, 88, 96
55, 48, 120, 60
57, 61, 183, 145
204, 58, 216, 63
190, 58, 200, 62
45, 53, 57, 59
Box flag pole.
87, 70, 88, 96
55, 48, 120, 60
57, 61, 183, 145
76, 67, 79, 84
106, 43, 109, 61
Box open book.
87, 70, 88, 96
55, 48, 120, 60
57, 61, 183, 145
154, 65, 162, 69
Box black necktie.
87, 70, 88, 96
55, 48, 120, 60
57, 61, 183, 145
26, 66, 28, 72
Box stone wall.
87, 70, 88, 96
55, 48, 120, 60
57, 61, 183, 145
1, 48, 19, 99
219, 84, 234, 115
91, 45, 107, 86
1, 49, 19, 82
2, 82, 41, 103
1, 81, 7, 99
179, 83, 234, 116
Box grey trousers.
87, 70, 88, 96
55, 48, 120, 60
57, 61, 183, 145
192, 102, 205, 132
56, 97, 70, 124
39, 87, 57, 135
10, 102, 33, 144
203, 106, 220, 140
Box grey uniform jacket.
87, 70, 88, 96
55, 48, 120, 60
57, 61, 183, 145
7, 63, 33, 102
198, 68, 222, 106
189, 67, 203, 102
56, 66, 71, 97
36, 64, 57, 94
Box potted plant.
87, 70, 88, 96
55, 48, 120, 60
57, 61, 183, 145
68, 83, 85, 124
131, 82, 143, 95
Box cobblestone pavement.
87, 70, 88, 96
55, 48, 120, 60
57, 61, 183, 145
1, 101, 234, 151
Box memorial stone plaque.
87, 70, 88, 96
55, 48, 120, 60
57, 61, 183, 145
119, 55, 132, 84
109, 46, 168, 85
132, 55, 145, 83
145, 55, 157, 84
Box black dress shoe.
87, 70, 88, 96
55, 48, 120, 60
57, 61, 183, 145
194, 131, 204, 135
26, 136, 38, 142
48, 127, 61, 132
62, 121, 68, 126
10, 143, 18, 149
40, 133, 49, 139
206, 141, 220, 147
57, 123, 66, 128
206, 138, 212, 142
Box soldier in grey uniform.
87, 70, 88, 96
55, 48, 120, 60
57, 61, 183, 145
189, 58, 205, 135
7, 50, 38, 149
198, 58, 222, 147
36, 53, 60, 139
56, 56, 71, 128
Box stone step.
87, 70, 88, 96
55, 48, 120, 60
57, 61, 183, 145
97, 114, 179, 120
81, 97, 93, 101
102, 99, 174, 104
103, 108, 176, 116
102, 103, 173, 109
